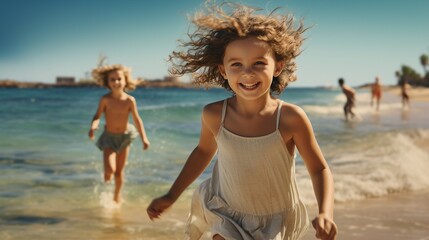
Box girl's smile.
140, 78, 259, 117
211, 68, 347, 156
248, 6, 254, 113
239, 82, 261, 90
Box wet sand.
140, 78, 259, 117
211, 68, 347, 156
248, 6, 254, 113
302, 190, 429, 240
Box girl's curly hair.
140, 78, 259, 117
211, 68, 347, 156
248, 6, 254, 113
169, 2, 306, 94
91, 64, 136, 91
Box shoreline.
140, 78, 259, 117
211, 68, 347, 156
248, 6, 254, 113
303, 189, 429, 240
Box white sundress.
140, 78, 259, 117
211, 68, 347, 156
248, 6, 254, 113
186, 99, 309, 240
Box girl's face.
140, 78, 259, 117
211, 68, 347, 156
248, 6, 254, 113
219, 36, 283, 100
107, 70, 126, 92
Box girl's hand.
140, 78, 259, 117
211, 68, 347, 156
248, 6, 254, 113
312, 214, 337, 240
146, 194, 175, 221
143, 139, 150, 150
88, 129, 95, 140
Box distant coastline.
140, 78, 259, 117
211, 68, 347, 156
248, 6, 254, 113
0, 79, 214, 89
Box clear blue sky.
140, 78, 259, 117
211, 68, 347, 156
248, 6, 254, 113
1, 0, 428, 87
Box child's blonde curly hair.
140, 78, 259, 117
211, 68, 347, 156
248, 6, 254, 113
92, 64, 136, 91
169, 2, 306, 94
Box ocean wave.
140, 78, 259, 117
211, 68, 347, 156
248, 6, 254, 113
296, 129, 429, 205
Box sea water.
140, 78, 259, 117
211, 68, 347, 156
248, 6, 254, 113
1, 87, 428, 239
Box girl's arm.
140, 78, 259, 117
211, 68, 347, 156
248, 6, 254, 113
290, 106, 337, 239
147, 105, 218, 220
88, 97, 106, 140
130, 97, 150, 149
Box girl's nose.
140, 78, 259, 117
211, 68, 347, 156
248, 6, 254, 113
242, 68, 255, 78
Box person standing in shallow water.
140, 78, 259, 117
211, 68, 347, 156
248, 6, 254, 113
371, 76, 382, 111
338, 78, 356, 121
147, 3, 337, 240
400, 79, 410, 109
89, 64, 150, 204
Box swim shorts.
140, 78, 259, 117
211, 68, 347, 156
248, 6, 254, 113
96, 124, 139, 152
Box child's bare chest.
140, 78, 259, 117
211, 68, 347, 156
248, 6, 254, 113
105, 99, 130, 115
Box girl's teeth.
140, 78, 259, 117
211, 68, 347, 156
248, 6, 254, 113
241, 83, 258, 88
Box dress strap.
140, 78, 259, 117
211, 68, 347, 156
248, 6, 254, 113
276, 100, 283, 130
221, 99, 228, 125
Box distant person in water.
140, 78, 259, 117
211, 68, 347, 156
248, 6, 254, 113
88, 64, 150, 204
371, 76, 382, 111
338, 78, 356, 121
400, 79, 410, 109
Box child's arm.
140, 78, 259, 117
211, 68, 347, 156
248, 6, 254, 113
129, 97, 150, 150
88, 97, 106, 140
290, 106, 337, 239
147, 105, 218, 220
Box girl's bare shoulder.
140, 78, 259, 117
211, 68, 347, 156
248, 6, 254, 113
202, 100, 225, 133
280, 101, 306, 116
279, 101, 309, 128
202, 100, 224, 120
101, 93, 111, 99
125, 93, 136, 102
99, 93, 111, 103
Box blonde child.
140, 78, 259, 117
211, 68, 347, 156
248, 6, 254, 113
89, 64, 150, 203
147, 3, 336, 240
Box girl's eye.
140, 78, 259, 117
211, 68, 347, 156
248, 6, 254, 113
255, 61, 266, 65
231, 62, 242, 67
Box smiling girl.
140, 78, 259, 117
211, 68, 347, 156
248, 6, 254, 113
147, 3, 336, 240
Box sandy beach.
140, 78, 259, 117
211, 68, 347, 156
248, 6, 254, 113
302, 190, 429, 240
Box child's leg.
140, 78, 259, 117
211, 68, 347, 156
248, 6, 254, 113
113, 146, 130, 203
402, 93, 409, 108
103, 148, 116, 182
377, 98, 380, 111
345, 102, 355, 118
349, 106, 356, 118
343, 103, 348, 120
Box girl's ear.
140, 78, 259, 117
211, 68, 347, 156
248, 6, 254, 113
274, 60, 285, 77
218, 65, 227, 79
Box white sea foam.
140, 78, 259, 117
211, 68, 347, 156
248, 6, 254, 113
93, 183, 122, 210
98, 191, 122, 210
296, 130, 429, 205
